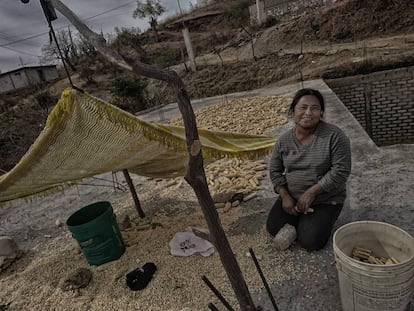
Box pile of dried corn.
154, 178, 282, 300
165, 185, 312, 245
206, 158, 267, 211
169, 95, 290, 135
170, 95, 289, 212
352, 246, 400, 265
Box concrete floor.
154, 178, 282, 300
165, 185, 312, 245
139, 79, 414, 311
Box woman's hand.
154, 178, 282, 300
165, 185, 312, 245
296, 184, 324, 214
282, 196, 297, 216
279, 186, 297, 216
296, 190, 316, 214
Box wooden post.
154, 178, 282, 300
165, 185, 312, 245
256, 0, 264, 26
363, 82, 373, 138
183, 27, 197, 71
122, 169, 145, 218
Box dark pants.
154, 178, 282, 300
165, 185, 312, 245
266, 199, 343, 251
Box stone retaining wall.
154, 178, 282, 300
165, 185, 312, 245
325, 66, 414, 146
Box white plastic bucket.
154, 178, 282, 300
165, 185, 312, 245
333, 221, 414, 311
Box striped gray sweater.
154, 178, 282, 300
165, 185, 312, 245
269, 121, 351, 205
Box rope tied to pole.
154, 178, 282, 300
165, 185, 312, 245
41, 0, 74, 88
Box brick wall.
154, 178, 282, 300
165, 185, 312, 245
325, 66, 414, 146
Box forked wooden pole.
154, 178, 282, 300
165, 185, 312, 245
48, 1, 257, 309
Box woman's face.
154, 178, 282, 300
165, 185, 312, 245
293, 95, 322, 130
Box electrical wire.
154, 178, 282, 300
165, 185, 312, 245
0, 0, 136, 48
0, 45, 42, 57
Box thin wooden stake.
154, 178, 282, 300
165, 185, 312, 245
122, 169, 145, 218
248, 247, 279, 311
208, 302, 220, 311
202, 275, 235, 311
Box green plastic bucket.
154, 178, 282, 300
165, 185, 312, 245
67, 201, 125, 266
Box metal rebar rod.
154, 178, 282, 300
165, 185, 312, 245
208, 302, 220, 311
122, 169, 145, 218
248, 247, 279, 311
202, 275, 235, 311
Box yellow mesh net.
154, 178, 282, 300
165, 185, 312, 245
0, 88, 277, 202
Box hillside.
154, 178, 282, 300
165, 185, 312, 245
1, 0, 414, 172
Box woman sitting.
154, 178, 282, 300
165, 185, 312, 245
267, 88, 351, 251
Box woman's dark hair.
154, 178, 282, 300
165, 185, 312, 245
288, 88, 325, 117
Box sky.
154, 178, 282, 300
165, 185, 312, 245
0, 0, 197, 73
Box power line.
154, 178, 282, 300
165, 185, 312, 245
0, 0, 136, 48
0, 45, 42, 57
0, 29, 54, 48
83, 1, 136, 21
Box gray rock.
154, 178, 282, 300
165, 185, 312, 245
0, 236, 23, 272
119, 214, 132, 230
212, 191, 244, 203
55, 219, 63, 227
61, 268, 93, 291
0, 236, 18, 257
212, 191, 235, 203
273, 224, 296, 250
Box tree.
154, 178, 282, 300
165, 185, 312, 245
113, 26, 148, 62
133, 0, 165, 43
49, 1, 258, 309
41, 28, 78, 71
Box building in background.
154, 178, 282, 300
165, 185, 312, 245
0, 65, 59, 94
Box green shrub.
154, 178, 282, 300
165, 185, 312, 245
264, 15, 279, 28
225, 0, 252, 24
34, 90, 58, 112
79, 64, 95, 85
109, 75, 148, 112
153, 48, 179, 68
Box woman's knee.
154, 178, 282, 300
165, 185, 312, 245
297, 233, 329, 251
266, 214, 280, 236
266, 199, 290, 236
297, 222, 331, 250
296, 204, 342, 251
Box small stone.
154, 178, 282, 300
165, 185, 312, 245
0, 241, 23, 271
0, 236, 19, 257
61, 268, 92, 291
119, 215, 132, 231
55, 219, 63, 227
273, 224, 296, 250
212, 192, 235, 203
245, 252, 262, 260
